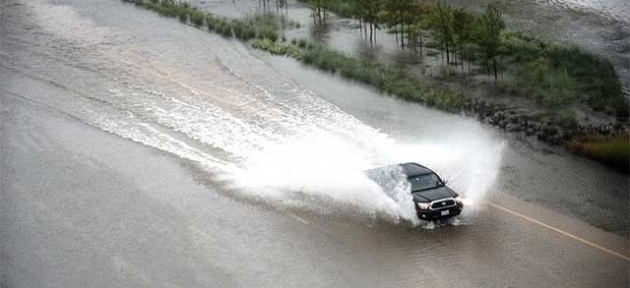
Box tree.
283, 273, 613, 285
407, 22, 424, 56
276, 0, 289, 15
364, 0, 381, 43
428, 1, 454, 64
384, 0, 414, 48
477, 4, 505, 81
452, 8, 475, 71
308, 0, 328, 26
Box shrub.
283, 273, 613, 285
251, 39, 301, 57
220, 24, 233, 37
190, 10, 205, 27
206, 16, 217, 31
552, 108, 578, 129
178, 10, 188, 23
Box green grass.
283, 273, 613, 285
501, 32, 626, 116
510, 58, 577, 107
124, 0, 293, 43
251, 39, 301, 57
189, 10, 205, 27
299, 45, 462, 111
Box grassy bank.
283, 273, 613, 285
122, 0, 297, 41
567, 133, 630, 173
251, 40, 462, 112
500, 32, 625, 116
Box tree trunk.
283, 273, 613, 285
459, 43, 464, 72
493, 58, 497, 81
370, 23, 373, 43
500, 57, 504, 79
446, 42, 450, 64
401, 21, 404, 49
467, 48, 471, 74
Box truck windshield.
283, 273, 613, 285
409, 173, 443, 192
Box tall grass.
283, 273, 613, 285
567, 133, 630, 173
251, 39, 301, 57
122, 0, 294, 43
299, 44, 462, 111
501, 32, 626, 116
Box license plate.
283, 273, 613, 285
441, 210, 450, 216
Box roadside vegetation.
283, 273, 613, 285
299, 43, 463, 111
122, 0, 298, 41
300, 0, 627, 172
567, 133, 630, 173
122, 0, 628, 173
308, 0, 625, 116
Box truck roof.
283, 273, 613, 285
364, 162, 433, 179
399, 162, 433, 177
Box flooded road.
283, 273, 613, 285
1, 0, 628, 287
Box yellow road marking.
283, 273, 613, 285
486, 201, 630, 261
288, 213, 310, 225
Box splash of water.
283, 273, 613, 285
230, 125, 504, 225
28, 0, 504, 225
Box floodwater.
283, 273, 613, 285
1, 0, 628, 287
189, 0, 630, 233
1, 0, 626, 233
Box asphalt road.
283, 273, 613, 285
1, 0, 628, 287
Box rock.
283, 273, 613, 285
526, 128, 535, 136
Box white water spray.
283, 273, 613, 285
32, 1, 505, 225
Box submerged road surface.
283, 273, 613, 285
1, 0, 628, 287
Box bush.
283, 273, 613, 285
206, 16, 217, 31
251, 39, 301, 57
257, 27, 278, 42
178, 10, 188, 22
190, 10, 205, 27
501, 32, 625, 115
220, 24, 233, 37
540, 67, 576, 107
552, 108, 578, 129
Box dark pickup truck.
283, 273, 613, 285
366, 162, 463, 220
